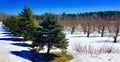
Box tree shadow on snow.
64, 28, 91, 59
11, 50, 55, 62
0, 38, 21, 41
11, 43, 30, 47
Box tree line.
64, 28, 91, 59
58, 11, 120, 43
2, 6, 120, 56
35, 11, 120, 43
3, 6, 68, 57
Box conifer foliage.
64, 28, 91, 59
3, 6, 36, 40
3, 16, 20, 36
18, 6, 36, 40
31, 13, 68, 54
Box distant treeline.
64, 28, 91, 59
1, 11, 120, 22
2, 10, 120, 43
35, 11, 120, 21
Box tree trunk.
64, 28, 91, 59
114, 29, 118, 43
114, 28, 119, 43
87, 31, 90, 37
114, 36, 117, 43
84, 27, 86, 34
47, 43, 51, 54
101, 26, 105, 37
87, 26, 90, 37
108, 26, 111, 33
71, 26, 75, 34
98, 26, 101, 33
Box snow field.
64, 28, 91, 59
66, 33, 120, 62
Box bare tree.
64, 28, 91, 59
80, 16, 96, 37
86, 21, 95, 37
82, 17, 94, 37
69, 19, 79, 34
95, 17, 107, 37
59, 15, 79, 34
80, 19, 87, 34
100, 20, 107, 37
113, 20, 120, 43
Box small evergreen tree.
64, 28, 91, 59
31, 13, 68, 54
18, 6, 36, 40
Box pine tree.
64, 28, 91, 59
32, 13, 68, 54
18, 6, 36, 40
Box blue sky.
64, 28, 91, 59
0, 0, 120, 15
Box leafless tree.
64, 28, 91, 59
80, 16, 95, 37
58, 15, 79, 34
80, 19, 87, 34
113, 20, 120, 43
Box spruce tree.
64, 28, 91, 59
18, 6, 36, 40
32, 13, 68, 54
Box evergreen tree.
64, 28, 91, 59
18, 6, 36, 40
3, 16, 20, 36
32, 13, 68, 54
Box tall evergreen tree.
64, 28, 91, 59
32, 13, 68, 54
18, 6, 36, 40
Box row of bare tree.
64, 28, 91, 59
34, 12, 120, 43
59, 16, 120, 43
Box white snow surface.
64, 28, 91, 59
0, 22, 61, 62
66, 33, 120, 62
0, 22, 31, 62
1, 21, 120, 62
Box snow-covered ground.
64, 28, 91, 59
0, 22, 31, 62
0, 22, 61, 62
1, 21, 120, 62
66, 33, 120, 62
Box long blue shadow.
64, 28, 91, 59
0, 38, 21, 41
11, 43, 30, 47
11, 50, 33, 61
11, 50, 52, 62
